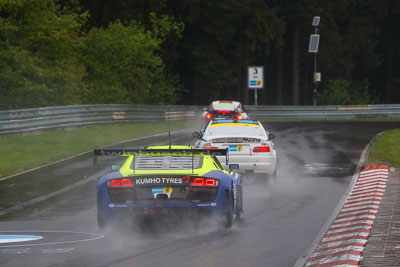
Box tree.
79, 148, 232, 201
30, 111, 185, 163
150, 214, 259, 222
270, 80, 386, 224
168, 0, 284, 104
83, 14, 184, 105
0, 0, 88, 109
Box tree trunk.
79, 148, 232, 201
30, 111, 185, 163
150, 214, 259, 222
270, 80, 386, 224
237, 67, 242, 102
385, 42, 393, 103
193, 67, 200, 104
243, 59, 249, 105
292, 24, 300, 105
276, 49, 284, 105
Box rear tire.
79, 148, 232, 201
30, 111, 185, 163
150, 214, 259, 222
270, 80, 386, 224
223, 193, 234, 228
235, 185, 243, 220
97, 211, 108, 230
271, 167, 277, 179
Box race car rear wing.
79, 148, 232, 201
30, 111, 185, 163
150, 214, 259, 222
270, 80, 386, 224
93, 148, 229, 165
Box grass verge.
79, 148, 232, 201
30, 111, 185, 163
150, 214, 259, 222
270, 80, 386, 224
0, 121, 190, 178
368, 129, 400, 167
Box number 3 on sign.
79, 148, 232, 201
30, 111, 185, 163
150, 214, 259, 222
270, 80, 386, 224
248, 66, 263, 89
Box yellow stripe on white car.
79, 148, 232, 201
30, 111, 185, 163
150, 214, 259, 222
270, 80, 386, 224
210, 123, 261, 128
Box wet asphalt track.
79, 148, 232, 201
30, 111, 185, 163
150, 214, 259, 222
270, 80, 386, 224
0, 121, 399, 267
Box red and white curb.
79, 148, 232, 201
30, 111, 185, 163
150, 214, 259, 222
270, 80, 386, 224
305, 165, 389, 267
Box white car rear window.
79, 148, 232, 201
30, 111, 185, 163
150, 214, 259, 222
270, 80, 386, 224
212, 103, 235, 111
206, 124, 266, 137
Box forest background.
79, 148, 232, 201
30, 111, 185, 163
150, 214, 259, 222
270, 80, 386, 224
0, 0, 399, 109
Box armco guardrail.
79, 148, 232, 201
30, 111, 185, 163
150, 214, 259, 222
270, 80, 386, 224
0, 104, 203, 136
1, 104, 400, 136
246, 104, 400, 119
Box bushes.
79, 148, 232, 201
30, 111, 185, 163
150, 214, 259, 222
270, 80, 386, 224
0, 1, 183, 109
318, 79, 380, 105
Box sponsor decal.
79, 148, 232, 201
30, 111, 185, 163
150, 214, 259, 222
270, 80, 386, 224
152, 186, 173, 199
152, 187, 163, 195
136, 177, 183, 185
229, 145, 243, 152
197, 203, 210, 207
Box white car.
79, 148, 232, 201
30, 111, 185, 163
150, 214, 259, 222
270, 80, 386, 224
193, 119, 277, 177
201, 101, 249, 121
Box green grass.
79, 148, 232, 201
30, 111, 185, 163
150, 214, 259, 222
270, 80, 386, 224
368, 129, 400, 167
0, 121, 190, 177
1, 119, 398, 177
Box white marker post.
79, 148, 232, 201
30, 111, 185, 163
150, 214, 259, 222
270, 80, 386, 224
248, 66, 264, 106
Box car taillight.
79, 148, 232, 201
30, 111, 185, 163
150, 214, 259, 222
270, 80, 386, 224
191, 177, 218, 187
235, 114, 243, 120
217, 110, 231, 114
206, 113, 213, 120
109, 178, 134, 187
253, 146, 270, 152
204, 143, 218, 149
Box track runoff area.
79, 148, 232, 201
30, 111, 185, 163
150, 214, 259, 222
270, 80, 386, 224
304, 165, 389, 267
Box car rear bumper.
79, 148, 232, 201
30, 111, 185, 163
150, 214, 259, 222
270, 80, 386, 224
97, 186, 233, 220
219, 155, 277, 174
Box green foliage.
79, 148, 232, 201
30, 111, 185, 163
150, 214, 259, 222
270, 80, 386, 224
0, 1, 183, 109
318, 79, 351, 105
0, 0, 399, 108
83, 16, 183, 105
0, 0, 88, 109
319, 79, 380, 105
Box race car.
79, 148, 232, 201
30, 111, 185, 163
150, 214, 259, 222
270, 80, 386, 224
193, 119, 277, 178
95, 145, 243, 229
201, 100, 249, 121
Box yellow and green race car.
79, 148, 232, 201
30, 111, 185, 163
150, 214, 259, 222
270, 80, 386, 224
95, 145, 243, 229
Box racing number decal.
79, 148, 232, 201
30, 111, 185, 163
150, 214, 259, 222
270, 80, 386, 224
163, 186, 173, 194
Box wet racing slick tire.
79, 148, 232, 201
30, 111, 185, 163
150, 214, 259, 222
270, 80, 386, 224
223, 193, 234, 228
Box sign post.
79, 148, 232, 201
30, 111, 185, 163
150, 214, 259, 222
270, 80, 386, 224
248, 66, 264, 106
308, 16, 321, 106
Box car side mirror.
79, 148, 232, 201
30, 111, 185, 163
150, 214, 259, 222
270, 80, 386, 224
111, 165, 121, 171
192, 132, 202, 139
229, 164, 239, 170
268, 133, 275, 140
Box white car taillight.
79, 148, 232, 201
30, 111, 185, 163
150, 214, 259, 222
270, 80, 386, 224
204, 143, 218, 149
235, 114, 243, 120
253, 146, 270, 152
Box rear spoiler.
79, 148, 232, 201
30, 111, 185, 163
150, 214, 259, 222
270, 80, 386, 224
93, 148, 229, 165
